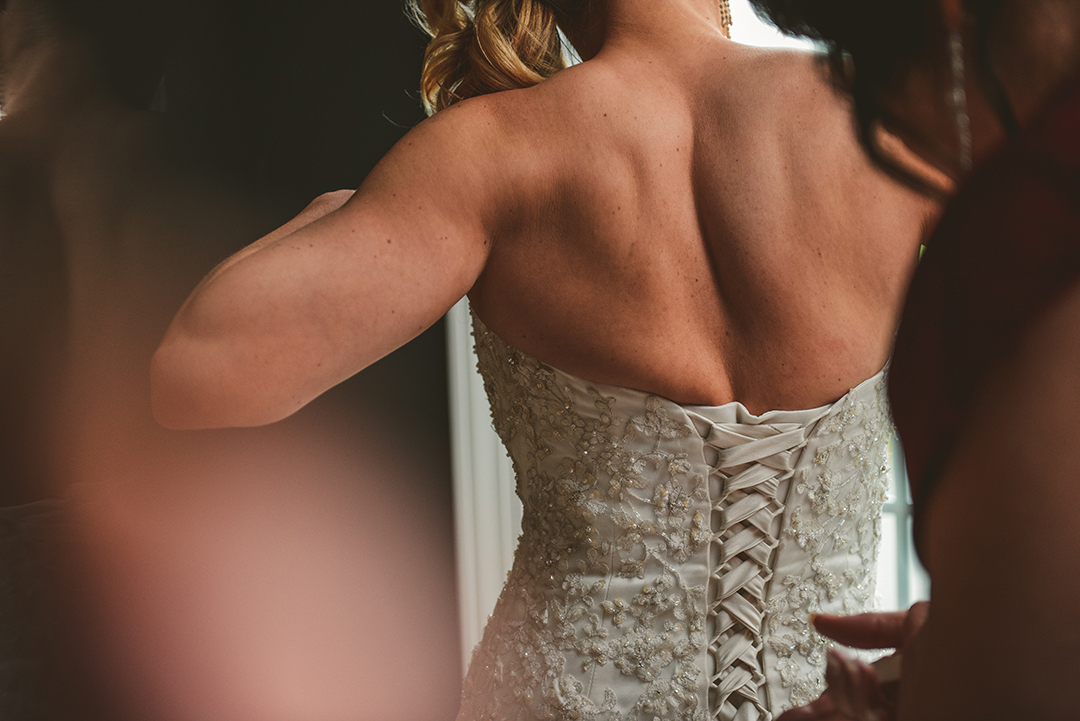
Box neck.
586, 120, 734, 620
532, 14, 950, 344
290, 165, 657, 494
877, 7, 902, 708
565, 0, 729, 60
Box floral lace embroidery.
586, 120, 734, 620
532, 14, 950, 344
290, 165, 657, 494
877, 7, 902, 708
458, 311, 890, 721
763, 377, 892, 711
462, 317, 711, 721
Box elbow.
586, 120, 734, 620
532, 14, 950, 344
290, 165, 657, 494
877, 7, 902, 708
150, 337, 307, 430
150, 340, 252, 430
150, 342, 222, 430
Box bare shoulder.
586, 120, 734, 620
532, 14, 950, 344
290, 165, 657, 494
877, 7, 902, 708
745, 48, 859, 132
388, 71, 609, 206
688, 44, 872, 166
387, 94, 513, 172
694, 45, 837, 104
411, 92, 504, 137
738, 47, 935, 199
360, 92, 533, 231
404, 79, 583, 153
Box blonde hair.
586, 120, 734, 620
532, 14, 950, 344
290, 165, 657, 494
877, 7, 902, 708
409, 0, 572, 114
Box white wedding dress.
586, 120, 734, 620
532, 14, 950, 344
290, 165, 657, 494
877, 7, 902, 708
458, 311, 892, 721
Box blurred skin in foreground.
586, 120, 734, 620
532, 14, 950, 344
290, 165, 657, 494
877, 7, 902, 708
0, 0, 459, 717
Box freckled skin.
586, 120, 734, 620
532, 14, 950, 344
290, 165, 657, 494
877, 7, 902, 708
152, 0, 936, 430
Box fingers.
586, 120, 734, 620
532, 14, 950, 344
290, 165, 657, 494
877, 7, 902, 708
870, 652, 902, 684
777, 648, 900, 721
825, 649, 894, 721
778, 651, 896, 721
812, 611, 908, 649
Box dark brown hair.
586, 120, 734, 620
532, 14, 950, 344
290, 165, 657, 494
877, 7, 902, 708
749, 0, 1012, 194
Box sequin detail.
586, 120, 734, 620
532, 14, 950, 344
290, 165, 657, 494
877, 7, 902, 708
458, 310, 889, 721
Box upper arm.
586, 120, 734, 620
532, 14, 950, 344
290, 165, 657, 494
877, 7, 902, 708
153, 100, 510, 429
898, 277, 1080, 719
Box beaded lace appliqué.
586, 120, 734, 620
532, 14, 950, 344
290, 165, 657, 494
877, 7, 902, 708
458, 313, 890, 721
762, 379, 892, 712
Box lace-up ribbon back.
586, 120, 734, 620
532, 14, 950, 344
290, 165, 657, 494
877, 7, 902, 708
705, 418, 825, 720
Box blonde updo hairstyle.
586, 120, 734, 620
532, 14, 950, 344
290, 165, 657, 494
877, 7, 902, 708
409, 0, 589, 114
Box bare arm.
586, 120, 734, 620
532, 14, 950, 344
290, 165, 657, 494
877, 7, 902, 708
897, 278, 1080, 720
151, 101, 505, 429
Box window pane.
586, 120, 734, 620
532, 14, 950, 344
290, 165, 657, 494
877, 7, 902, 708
907, 518, 931, 603
877, 513, 900, 611
729, 0, 817, 50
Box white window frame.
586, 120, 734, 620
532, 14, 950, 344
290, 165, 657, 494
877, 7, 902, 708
446, 300, 521, 670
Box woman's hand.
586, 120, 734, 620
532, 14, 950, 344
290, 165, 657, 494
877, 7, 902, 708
776, 602, 929, 721
777, 650, 891, 721
813, 601, 927, 650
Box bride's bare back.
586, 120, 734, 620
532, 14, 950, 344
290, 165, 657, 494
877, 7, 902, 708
152, 0, 935, 428
470, 36, 932, 411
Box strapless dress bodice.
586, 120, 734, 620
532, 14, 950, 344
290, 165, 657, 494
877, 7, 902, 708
458, 312, 892, 721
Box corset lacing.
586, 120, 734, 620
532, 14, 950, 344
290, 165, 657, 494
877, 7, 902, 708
705, 418, 824, 721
